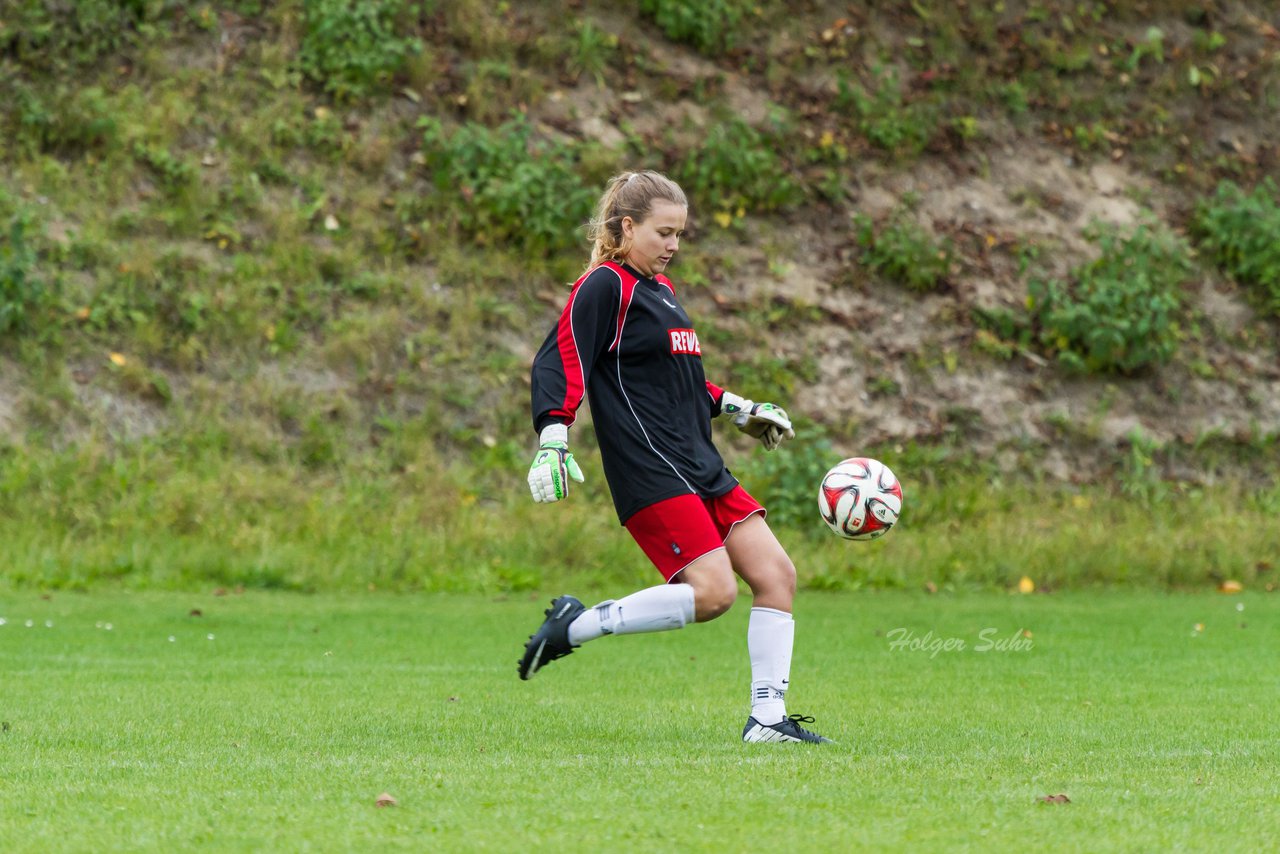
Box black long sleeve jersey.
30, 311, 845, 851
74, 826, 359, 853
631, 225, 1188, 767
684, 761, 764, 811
531, 260, 738, 524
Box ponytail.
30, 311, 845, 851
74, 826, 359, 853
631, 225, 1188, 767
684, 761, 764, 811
584, 170, 687, 272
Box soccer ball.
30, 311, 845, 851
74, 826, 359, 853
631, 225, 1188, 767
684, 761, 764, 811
818, 457, 903, 540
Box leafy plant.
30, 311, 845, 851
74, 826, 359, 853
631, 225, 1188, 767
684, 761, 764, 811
131, 142, 194, 192
1193, 179, 1280, 316
298, 0, 424, 101
1029, 223, 1194, 373
418, 115, 596, 252
836, 65, 937, 158
971, 307, 1034, 360
1125, 26, 1166, 72
854, 207, 952, 291
1119, 427, 1170, 504
676, 119, 801, 222
5, 84, 119, 158
638, 0, 750, 54
565, 20, 618, 86
0, 0, 161, 73
0, 209, 53, 339
740, 433, 838, 532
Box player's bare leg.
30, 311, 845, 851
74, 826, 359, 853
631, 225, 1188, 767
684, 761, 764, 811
674, 549, 737, 622
727, 514, 832, 744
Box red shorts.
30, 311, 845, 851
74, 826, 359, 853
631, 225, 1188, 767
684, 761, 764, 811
623, 486, 765, 582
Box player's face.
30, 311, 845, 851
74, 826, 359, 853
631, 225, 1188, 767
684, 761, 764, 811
623, 200, 687, 278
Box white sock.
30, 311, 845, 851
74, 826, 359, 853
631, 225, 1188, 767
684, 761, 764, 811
568, 584, 696, 645
748, 606, 794, 725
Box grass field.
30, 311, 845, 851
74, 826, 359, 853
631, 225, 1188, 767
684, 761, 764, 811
2, 589, 1278, 851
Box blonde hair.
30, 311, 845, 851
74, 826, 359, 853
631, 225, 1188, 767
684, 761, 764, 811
585, 170, 687, 271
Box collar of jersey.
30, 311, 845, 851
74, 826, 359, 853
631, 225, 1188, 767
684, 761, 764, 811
618, 261, 662, 288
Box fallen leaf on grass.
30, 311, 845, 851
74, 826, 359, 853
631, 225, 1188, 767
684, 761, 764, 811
189, 609, 203, 617
375, 792, 398, 808
1218, 580, 1243, 593
1038, 793, 1071, 804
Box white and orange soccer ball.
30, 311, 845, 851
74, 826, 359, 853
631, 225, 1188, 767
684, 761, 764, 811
818, 457, 903, 540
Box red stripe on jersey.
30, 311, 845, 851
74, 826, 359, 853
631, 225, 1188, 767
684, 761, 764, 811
606, 262, 639, 353
549, 269, 593, 424
705, 381, 724, 406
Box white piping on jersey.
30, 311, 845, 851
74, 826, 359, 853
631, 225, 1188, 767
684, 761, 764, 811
610, 269, 696, 496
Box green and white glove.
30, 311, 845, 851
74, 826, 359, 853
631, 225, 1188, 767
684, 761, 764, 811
527, 423, 584, 503
720, 391, 796, 451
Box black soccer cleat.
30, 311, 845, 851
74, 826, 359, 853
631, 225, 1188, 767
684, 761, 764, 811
742, 714, 835, 744
518, 595, 586, 680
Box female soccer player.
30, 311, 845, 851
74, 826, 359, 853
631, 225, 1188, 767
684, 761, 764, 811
518, 170, 831, 744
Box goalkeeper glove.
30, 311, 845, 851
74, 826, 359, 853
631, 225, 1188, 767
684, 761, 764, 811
720, 391, 795, 451
527, 423, 584, 503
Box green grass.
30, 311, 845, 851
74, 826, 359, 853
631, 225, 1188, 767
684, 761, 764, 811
2, 433, 1277, 591
2, 590, 1278, 850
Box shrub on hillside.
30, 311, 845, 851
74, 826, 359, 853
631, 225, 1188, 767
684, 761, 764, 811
739, 434, 837, 531
0, 209, 54, 340
836, 65, 938, 159
5, 84, 121, 159
676, 119, 801, 224
418, 115, 596, 253
853, 206, 952, 291
298, 0, 423, 101
638, 0, 750, 54
1029, 222, 1194, 374
1193, 179, 1280, 316
0, 0, 161, 73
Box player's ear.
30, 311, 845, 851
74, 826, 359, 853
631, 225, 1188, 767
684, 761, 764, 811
620, 215, 635, 239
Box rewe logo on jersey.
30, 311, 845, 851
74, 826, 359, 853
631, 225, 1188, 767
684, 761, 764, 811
668, 328, 701, 356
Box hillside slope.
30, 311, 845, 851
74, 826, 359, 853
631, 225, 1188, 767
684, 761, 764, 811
2, 0, 1279, 486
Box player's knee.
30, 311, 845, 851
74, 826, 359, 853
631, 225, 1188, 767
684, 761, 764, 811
695, 576, 737, 622
777, 556, 797, 598
750, 554, 796, 601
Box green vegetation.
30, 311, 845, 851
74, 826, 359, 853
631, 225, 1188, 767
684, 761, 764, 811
676, 118, 801, 220
0, 1, 1277, 595
836, 64, 938, 158
854, 203, 952, 291
0, 432, 1274, 592
298, 0, 424, 100
418, 115, 602, 252
0, 203, 53, 338
1194, 179, 1280, 316
1029, 223, 1195, 373
638, 0, 750, 55
3, 590, 1278, 850
0, 0, 161, 74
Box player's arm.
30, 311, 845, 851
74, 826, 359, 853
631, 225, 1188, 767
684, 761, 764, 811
528, 273, 617, 502
707, 381, 795, 452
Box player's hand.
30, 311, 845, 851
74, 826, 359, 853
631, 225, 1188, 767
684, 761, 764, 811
721, 392, 796, 451
527, 425, 584, 503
